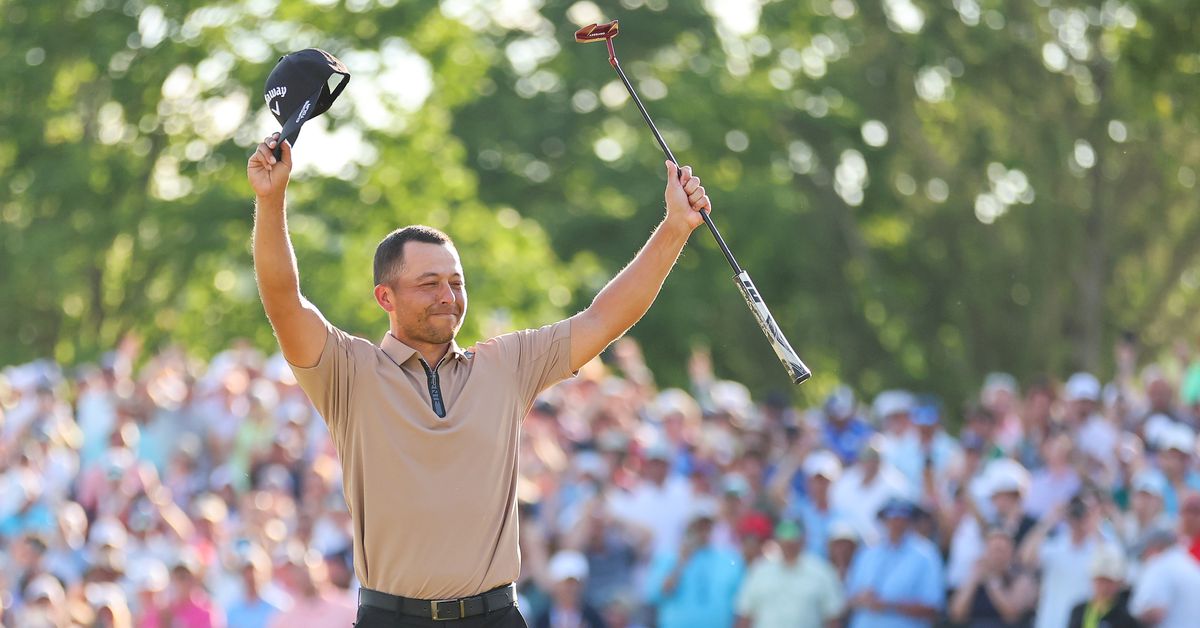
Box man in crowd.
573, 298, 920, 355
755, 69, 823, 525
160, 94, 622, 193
534, 550, 607, 628
1067, 543, 1139, 628
645, 503, 744, 628
1020, 494, 1110, 628
734, 518, 844, 628
1129, 527, 1200, 627
845, 498, 944, 628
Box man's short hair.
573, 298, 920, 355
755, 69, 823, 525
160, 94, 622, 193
373, 225, 454, 286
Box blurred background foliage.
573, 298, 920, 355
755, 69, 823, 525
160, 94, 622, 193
2, 0, 1198, 409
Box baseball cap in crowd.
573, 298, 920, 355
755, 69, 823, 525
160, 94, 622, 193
263, 49, 350, 154
1132, 470, 1168, 498
982, 372, 1018, 399
872, 390, 914, 420
1160, 424, 1196, 455
688, 498, 720, 523
1089, 544, 1127, 581
774, 518, 805, 541
828, 521, 860, 543
547, 550, 589, 583
721, 473, 751, 498
877, 497, 917, 520
911, 404, 940, 427
984, 459, 1030, 497
1064, 372, 1101, 403
803, 450, 843, 482
735, 511, 773, 540
961, 432, 986, 453
824, 386, 855, 419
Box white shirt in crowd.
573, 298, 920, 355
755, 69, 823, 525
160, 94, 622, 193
1129, 546, 1200, 628
607, 475, 695, 558
735, 552, 844, 628
1034, 532, 1106, 628
830, 464, 911, 542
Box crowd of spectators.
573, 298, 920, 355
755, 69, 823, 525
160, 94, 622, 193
3, 333, 1200, 628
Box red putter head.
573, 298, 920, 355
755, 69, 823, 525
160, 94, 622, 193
574, 20, 619, 42
574, 20, 620, 66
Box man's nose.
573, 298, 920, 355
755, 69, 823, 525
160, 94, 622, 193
437, 281, 456, 303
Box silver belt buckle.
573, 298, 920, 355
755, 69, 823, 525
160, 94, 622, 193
431, 598, 465, 621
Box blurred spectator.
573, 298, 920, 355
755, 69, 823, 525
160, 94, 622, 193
845, 498, 945, 628
826, 522, 860, 585
948, 527, 1036, 627
1114, 471, 1171, 552
1156, 425, 1200, 516
733, 518, 844, 628
607, 443, 694, 558
981, 373, 1022, 453
266, 549, 354, 628
534, 550, 607, 628
831, 438, 911, 542
644, 502, 743, 628
1024, 433, 1081, 519
776, 450, 843, 558
888, 402, 959, 499
1129, 527, 1200, 627
946, 458, 1035, 590
561, 493, 650, 610
225, 543, 289, 628
874, 390, 915, 449
820, 387, 872, 465
1014, 378, 1056, 470
1067, 544, 1138, 628
160, 555, 223, 628
1020, 495, 1110, 628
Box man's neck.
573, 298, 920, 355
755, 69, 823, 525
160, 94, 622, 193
391, 330, 451, 366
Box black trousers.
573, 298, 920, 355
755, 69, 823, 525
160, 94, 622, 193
353, 604, 529, 628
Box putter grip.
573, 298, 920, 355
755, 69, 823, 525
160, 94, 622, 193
734, 271, 812, 385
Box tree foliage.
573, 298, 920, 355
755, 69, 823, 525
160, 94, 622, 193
3, 0, 1198, 409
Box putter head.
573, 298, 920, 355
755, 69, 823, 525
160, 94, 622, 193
574, 20, 619, 43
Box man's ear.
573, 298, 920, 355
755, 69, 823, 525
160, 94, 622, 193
374, 284, 394, 312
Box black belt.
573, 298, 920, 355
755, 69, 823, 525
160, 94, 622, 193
358, 584, 516, 621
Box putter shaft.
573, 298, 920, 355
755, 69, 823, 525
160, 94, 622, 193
609, 58, 743, 275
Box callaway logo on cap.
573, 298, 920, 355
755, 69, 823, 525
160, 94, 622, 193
263, 49, 350, 158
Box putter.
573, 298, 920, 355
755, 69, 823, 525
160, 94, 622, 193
575, 20, 812, 385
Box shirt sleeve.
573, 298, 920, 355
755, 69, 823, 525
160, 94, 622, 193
818, 560, 847, 620
287, 323, 359, 444
1129, 561, 1169, 617
504, 319, 575, 404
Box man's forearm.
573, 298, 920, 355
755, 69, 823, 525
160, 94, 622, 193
252, 195, 303, 316
582, 218, 691, 340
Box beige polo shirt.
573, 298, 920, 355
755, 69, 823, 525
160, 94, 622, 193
289, 319, 573, 600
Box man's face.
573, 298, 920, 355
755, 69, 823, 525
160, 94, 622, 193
1092, 576, 1121, 600
379, 242, 467, 346
991, 491, 1020, 516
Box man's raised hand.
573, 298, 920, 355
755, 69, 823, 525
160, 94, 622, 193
664, 161, 712, 232
247, 132, 292, 201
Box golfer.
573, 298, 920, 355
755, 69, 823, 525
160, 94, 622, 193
247, 133, 712, 627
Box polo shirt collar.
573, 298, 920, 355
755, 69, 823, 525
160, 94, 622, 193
380, 333, 468, 367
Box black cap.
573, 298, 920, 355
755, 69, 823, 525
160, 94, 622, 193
263, 49, 350, 158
